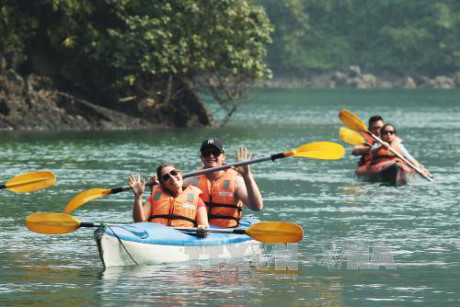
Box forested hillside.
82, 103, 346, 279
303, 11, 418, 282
260, 0, 459, 76
0, 0, 458, 130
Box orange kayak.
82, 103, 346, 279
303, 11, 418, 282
356, 160, 415, 186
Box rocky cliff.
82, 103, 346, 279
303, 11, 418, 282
0, 56, 213, 131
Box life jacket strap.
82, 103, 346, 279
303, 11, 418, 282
149, 214, 197, 226
371, 155, 397, 164
205, 202, 243, 212
208, 214, 241, 222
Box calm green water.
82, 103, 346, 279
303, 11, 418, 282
1, 89, 459, 306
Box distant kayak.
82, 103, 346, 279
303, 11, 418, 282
356, 160, 415, 186
94, 217, 262, 267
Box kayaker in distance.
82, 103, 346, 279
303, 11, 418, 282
370, 124, 431, 176
129, 164, 209, 237
183, 138, 263, 228
352, 115, 402, 175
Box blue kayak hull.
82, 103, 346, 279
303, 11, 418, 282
94, 218, 262, 267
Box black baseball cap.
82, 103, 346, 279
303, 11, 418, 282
200, 137, 224, 153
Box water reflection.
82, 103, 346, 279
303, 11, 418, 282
1, 89, 459, 305
98, 259, 347, 306
0, 258, 101, 305
99, 261, 267, 305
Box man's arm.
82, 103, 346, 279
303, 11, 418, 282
352, 144, 372, 156
235, 175, 263, 211
233, 147, 263, 211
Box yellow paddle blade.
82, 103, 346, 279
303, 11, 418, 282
26, 213, 81, 234
4, 171, 56, 193
339, 127, 366, 146
245, 222, 304, 243
65, 188, 112, 214
339, 109, 367, 133
287, 141, 345, 160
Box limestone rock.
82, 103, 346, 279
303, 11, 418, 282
361, 74, 378, 88
454, 72, 460, 87
332, 71, 348, 87
433, 76, 454, 89
349, 78, 367, 88
349, 66, 361, 78
404, 77, 417, 89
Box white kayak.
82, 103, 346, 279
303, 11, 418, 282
94, 217, 262, 267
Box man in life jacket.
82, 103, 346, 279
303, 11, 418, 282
184, 138, 263, 228
352, 115, 402, 175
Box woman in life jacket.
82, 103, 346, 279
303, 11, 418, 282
129, 164, 209, 237
371, 124, 431, 176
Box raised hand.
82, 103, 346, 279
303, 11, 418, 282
128, 173, 145, 197
233, 147, 252, 177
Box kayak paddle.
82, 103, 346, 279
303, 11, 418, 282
339, 109, 433, 182
339, 127, 366, 146
65, 141, 345, 213
176, 222, 304, 243
25, 213, 304, 243
0, 171, 56, 193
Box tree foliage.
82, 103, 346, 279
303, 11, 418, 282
0, 0, 272, 125
260, 0, 459, 76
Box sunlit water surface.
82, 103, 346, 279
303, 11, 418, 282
0, 89, 459, 306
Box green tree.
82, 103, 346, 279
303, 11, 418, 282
0, 0, 273, 126
260, 0, 459, 75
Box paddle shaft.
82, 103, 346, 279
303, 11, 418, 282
174, 227, 246, 234
78, 223, 219, 230
80, 222, 104, 228
80, 223, 245, 234
26, 211, 303, 242
108, 152, 287, 194
367, 131, 432, 182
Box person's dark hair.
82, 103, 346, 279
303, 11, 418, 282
156, 164, 181, 184
369, 115, 384, 126
381, 124, 397, 135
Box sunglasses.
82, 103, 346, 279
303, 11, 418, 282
201, 147, 221, 157
382, 130, 395, 135
161, 169, 180, 182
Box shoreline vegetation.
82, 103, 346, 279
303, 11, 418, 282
1, 1, 458, 131
259, 66, 460, 89
1, 64, 458, 131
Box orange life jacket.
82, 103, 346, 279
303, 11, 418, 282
371, 142, 402, 165
358, 133, 376, 166
192, 168, 242, 228
148, 185, 202, 227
